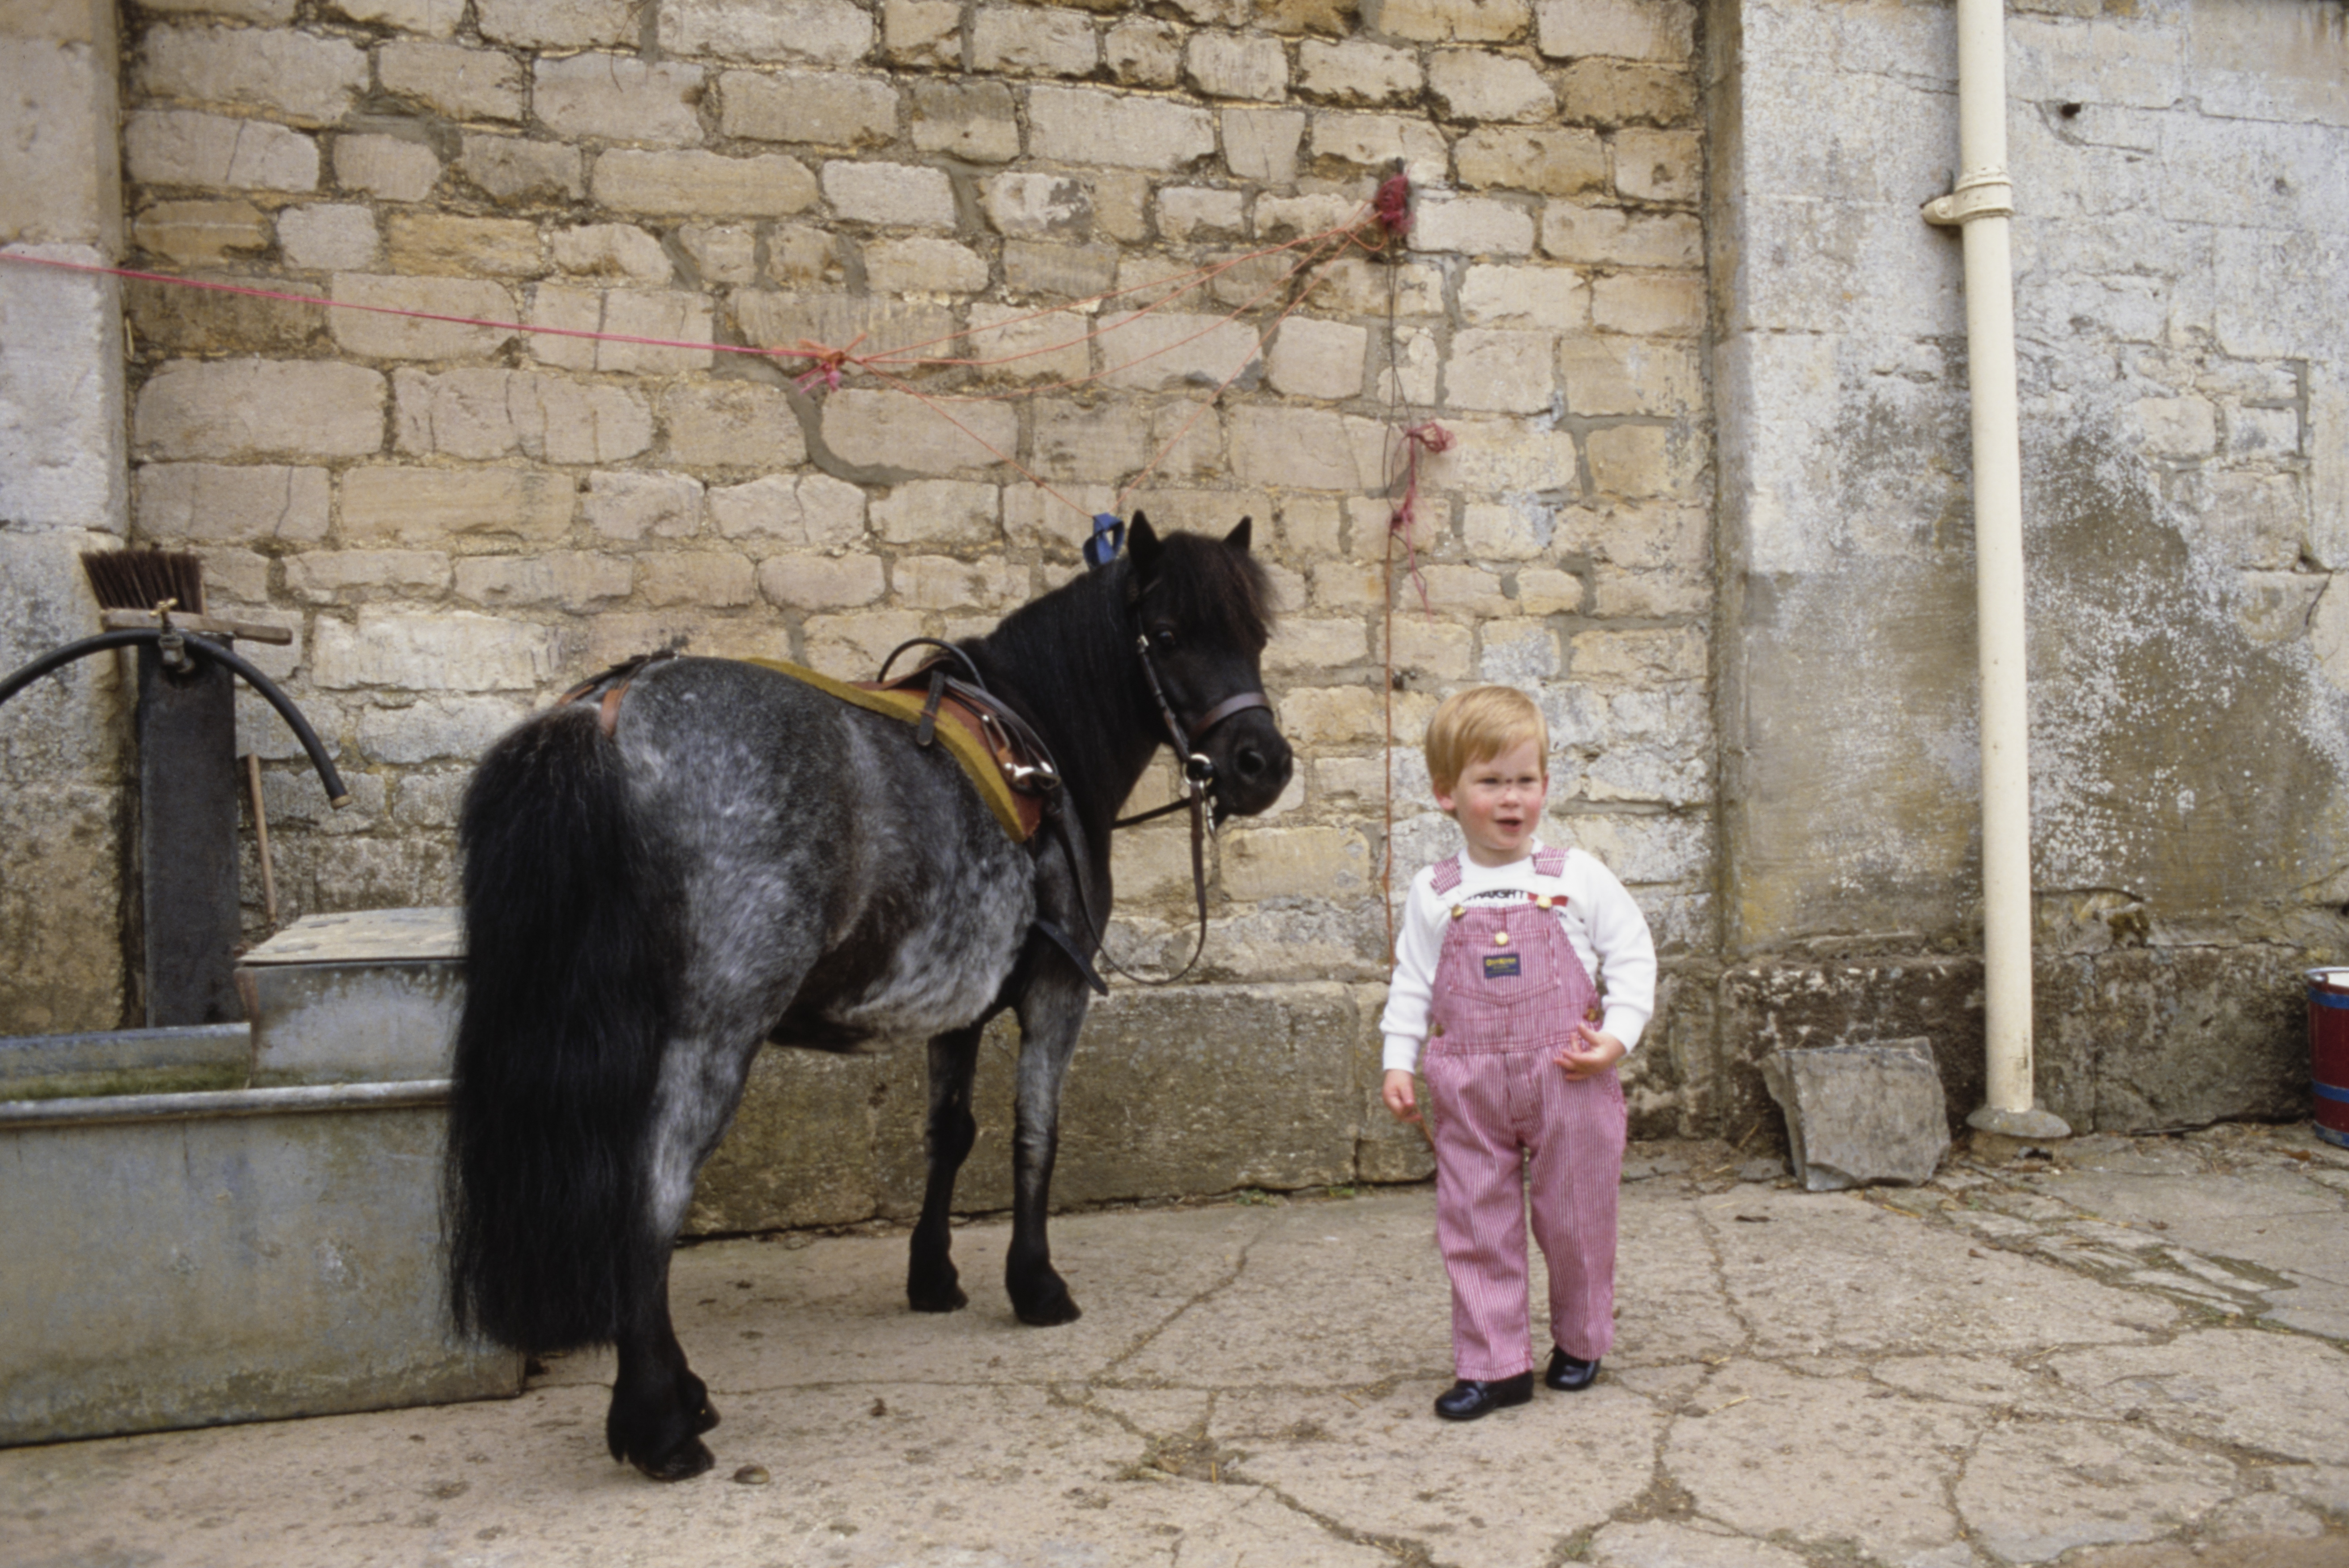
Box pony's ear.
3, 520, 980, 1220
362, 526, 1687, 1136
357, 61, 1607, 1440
1128, 512, 1162, 578
1224, 516, 1253, 552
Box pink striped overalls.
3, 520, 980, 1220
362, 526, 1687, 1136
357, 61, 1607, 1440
1423, 847, 1627, 1381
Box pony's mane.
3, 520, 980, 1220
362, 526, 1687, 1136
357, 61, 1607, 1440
1145, 529, 1275, 651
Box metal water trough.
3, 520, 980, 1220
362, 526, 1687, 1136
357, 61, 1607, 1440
0, 908, 520, 1447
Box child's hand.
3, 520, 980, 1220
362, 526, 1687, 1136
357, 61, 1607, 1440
1381, 1067, 1421, 1125
1553, 1022, 1626, 1080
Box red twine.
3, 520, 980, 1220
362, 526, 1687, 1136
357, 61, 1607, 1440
1387, 420, 1451, 611
1372, 173, 1413, 241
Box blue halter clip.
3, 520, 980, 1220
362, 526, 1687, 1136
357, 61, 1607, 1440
1083, 512, 1125, 570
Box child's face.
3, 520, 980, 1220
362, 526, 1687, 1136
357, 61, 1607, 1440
1435, 737, 1548, 867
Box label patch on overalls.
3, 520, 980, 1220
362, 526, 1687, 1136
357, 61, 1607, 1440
1482, 952, 1522, 980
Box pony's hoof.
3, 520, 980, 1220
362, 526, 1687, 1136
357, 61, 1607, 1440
1013, 1292, 1082, 1327
908, 1279, 968, 1313
630, 1436, 716, 1482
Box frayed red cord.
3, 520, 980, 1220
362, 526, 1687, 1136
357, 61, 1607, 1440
1387, 420, 1451, 611
1373, 174, 1413, 241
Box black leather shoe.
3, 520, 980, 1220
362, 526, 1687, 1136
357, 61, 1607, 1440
1545, 1347, 1600, 1392
1433, 1372, 1534, 1421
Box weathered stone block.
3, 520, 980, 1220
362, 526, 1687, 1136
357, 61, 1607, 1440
136, 23, 368, 127
758, 552, 886, 608
660, 381, 809, 470
340, 465, 576, 544
126, 108, 318, 192
329, 274, 514, 360
1592, 270, 1705, 335
871, 479, 1001, 546
638, 551, 756, 607
549, 223, 672, 284
724, 69, 898, 147
311, 610, 560, 692
1297, 38, 1421, 103
1426, 49, 1555, 122
452, 552, 634, 610
823, 390, 1017, 476
883, 0, 961, 67
1308, 110, 1448, 178
909, 79, 1020, 163
1558, 57, 1694, 125
529, 285, 714, 374
865, 236, 989, 295
130, 200, 268, 266
973, 6, 1099, 76
707, 472, 867, 548
133, 359, 384, 461
1543, 202, 1700, 268
534, 53, 705, 145
277, 203, 379, 270
1445, 327, 1555, 412
378, 39, 524, 122
821, 159, 956, 227
1186, 32, 1288, 99
592, 149, 818, 217
332, 134, 438, 201
1222, 106, 1306, 183
1158, 186, 1247, 242
1105, 20, 1183, 85
585, 470, 704, 540
1611, 126, 1700, 204
658, 0, 877, 65
1534, 0, 1693, 63
282, 549, 451, 603
135, 462, 330, 544
1267, 316, 1367, 399
459, 133, 584, 203
1364, 0, 1531, 43
477, 0, 635, 48
385, 213, 544, 278
1028, 85, 1217, 172
1412, 193, 1538, 256
1761, 1039, 1950, 1191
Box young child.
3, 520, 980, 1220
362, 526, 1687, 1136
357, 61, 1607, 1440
1381, 685, 1655, 1420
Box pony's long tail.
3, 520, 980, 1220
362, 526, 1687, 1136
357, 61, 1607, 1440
445, 706, 673, 1352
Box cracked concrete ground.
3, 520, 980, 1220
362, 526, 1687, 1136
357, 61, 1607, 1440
6, 1123, 2348, 1568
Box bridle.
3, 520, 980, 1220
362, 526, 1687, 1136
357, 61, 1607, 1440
886, 591, 1272, 992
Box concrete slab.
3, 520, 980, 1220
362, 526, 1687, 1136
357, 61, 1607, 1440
6, 1134, 2348, 1566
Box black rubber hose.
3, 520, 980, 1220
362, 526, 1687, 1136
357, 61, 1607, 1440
0, 628, 350, 808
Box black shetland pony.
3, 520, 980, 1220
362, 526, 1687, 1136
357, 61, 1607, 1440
445, 517, 1290, 1480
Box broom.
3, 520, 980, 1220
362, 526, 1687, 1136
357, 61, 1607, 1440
79, 546, 282, 929
81, 546, 207, 617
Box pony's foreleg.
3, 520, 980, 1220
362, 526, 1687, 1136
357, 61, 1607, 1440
906, 1024, 984, 1313
1006, 971, 1091, 1326
605, 1035, 757, 1481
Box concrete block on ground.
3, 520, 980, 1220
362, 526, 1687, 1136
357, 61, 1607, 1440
1761, 1038, 1950, 1192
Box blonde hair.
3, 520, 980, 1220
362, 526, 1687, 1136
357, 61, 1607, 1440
1425, 685, 1548, 800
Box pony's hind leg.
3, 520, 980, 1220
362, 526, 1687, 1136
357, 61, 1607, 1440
1006, 968, 1091, 1326
907, 1024, 985, 1312
605, 1031, 763, 1480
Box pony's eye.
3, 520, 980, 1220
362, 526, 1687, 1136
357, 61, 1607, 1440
1153, 628, 1179, 652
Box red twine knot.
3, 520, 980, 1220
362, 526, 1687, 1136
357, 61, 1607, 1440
789, 333, 868, 393
1372, 174, 1413, 240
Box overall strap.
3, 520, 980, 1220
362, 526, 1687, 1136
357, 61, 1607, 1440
1430, 854, 1464, 893
1533, 845, 1567, 878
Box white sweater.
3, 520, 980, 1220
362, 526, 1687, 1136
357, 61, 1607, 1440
1379, 841, 1656, 1076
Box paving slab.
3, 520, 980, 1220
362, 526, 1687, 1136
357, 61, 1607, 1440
5, 1133, 2349, 1567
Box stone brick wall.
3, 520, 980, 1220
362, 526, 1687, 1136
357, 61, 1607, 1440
1710, 0, 2349, 1138
0, 0, 131, 1035
67, 0, 1713, 1211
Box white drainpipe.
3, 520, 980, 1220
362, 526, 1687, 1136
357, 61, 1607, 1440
1923, 0, 2071, 1143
